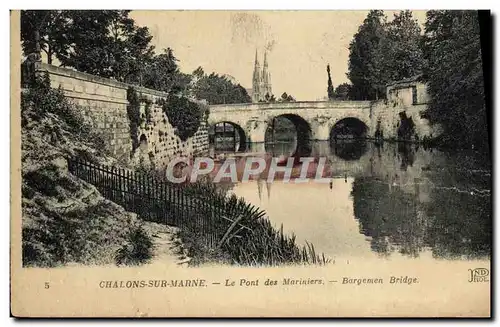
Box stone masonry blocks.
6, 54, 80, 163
36, 62, 209, 168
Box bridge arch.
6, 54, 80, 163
210, 121, 247, 152
265, 113, 312, 157
330, 117, 369, 140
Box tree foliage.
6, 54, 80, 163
192, 68, 251, 104
326, 64, 335, 100
279, 92, 296, 102
20, 10, 70, 65
379, 11, 424, 84
64, 10, 155, 83
347, 10, 424, 100
264, 93, 276, 102
334, 83, 352, 100
347, 10, 387, 100
141, 48, 192, 94
159, 95, 205, 141
21, 10, 156, 83
126, 87, 143, 152
422, 10, 487, 150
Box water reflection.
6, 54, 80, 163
215, 140, 491, 261
332, 139, 368, 161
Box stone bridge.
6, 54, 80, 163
208, 99, 434, 153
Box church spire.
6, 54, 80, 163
262, 50, 272, 98
252, 48, 261, 102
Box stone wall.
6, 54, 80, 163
133, 91, 209, 170
372, 80, 441, 140
34, 62, 209, 167
369, 101, 438, 140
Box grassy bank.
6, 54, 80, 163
21, 75, 155, 267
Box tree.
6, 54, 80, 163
192, 66, 205, 80
160, 94, 204, 141
347, 10, 425, 100
21, 10, 71, 64
264, 93, 276, 103
327, 64, 335, 100
279, 92, 296, 102
422, 10, 488, 150
347, 10, 387, 100
192, 70, 251, 105
22, 10, 156, 83
60, 10, 155, 83
379, 11, 424, 85
142, 48, 185, 93
21, 10, 161, 84
334, 83, 352, 100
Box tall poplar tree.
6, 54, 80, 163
327, 64, 335, 100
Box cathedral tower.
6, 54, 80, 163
251, 49, 272, 102
252, 49, 262, 103
262, 50, 272, 99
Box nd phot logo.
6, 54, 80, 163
468, 268, 489, 283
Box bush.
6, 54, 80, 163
21, 72, 108, 157
115, 225, 154, 266
160, 95, 204, 141
22, 73, 90, 136
126, 87, 142, 152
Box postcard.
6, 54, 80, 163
11, 9, 491, 317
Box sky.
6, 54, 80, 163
131, 10, 427, 101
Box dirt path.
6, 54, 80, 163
142, 222, 191, 268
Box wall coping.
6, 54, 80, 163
35, 62, 170, 98
209, 100, 374, 111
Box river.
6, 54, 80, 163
210, 139, 491, 262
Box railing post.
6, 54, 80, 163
117, 167, 120, 203
161, 179, 165, 225
112, 166, 117, 202
138, 172, 143, 219
176, 187, 181, 227
133, 170, 138, 214
147, 174, 152, 221
180, 188, 185, 228
122, 168, 125, 206
169, 184, 173, 225
102, 164, 107, 199
86, 160, 91, 186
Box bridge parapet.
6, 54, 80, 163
209, 100, 373, 112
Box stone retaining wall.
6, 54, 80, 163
34, 62, 209, 167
